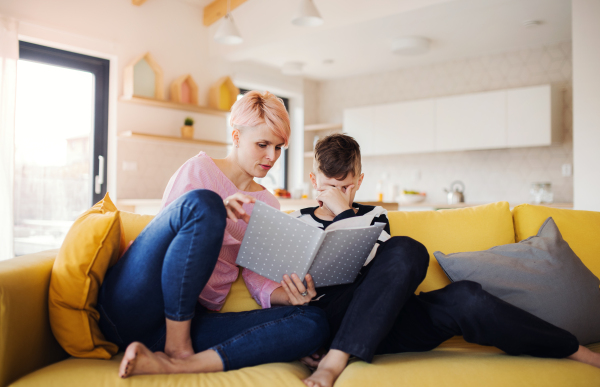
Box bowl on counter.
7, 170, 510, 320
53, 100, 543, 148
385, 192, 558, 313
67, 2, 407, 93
397, 192, 427, 204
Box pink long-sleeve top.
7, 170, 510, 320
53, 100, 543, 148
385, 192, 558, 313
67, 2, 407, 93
159, 151, 282, 311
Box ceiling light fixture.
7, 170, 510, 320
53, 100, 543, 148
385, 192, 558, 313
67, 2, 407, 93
282, 62, 304, 75
522, 20, 543, 28
292, 0, 323, 27
214, 0, 243, 45
391, 36, 430, 55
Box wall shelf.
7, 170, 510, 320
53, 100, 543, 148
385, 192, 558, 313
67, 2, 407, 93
304, 151, 315, 158
120, 95, 228, 117
119, 131, 229, 147
304, 123, 343, 132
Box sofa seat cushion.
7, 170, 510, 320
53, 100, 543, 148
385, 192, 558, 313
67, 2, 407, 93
9, 355, 310, 387
335, 337, 600, 387
388, 202, 515, 293
11, 338, 600, 387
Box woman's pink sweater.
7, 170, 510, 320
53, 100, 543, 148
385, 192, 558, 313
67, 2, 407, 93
159, 152, 281, 310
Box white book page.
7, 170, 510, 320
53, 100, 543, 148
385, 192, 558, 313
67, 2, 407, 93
236, 201, 324, 283
324, 213, 375, 231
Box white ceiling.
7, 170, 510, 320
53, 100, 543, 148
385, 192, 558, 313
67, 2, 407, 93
203, 0, 572, 80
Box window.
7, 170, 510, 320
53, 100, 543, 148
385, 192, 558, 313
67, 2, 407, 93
13, 42, 109, 256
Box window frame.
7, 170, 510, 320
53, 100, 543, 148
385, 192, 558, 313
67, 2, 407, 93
18, 41, 110, 205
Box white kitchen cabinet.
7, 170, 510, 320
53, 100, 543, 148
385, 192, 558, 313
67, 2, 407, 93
507, 84, 562, 147
342, 84, 560, 156
435, 90, 507, 151
343, 106, 376, 156
374, 99, 435, 155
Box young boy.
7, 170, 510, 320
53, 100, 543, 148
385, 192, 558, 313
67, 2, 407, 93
290, 134, 599, 387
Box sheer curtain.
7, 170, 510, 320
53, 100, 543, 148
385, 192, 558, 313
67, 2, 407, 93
0, 16, 18, 260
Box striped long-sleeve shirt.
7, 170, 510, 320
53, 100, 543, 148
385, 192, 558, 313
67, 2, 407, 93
159, 151, 282, 310
288, 203, 391, 266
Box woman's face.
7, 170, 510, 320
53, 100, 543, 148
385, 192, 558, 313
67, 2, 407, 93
235, 123, 285, 178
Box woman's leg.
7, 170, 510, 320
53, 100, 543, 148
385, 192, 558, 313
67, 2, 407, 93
305, 236, 429, 387
120, 305, 330, 377
97, 189, 226, 357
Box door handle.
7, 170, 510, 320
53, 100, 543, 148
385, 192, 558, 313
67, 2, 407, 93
95, 155, 105, 195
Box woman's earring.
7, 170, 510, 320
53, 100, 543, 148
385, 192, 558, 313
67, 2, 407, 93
236, 143, 239, 148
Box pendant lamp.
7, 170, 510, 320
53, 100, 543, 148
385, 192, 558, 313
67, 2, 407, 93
214, 0, 243, 45
292, 0, 323, 27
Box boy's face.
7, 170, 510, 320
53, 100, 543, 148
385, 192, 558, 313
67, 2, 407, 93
309, 170, 364, 206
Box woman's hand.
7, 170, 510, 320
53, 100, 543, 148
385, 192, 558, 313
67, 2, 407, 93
280, 273, 317, 305
223, 193, 256, 223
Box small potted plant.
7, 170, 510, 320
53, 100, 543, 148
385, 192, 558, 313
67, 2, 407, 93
181, 117, 194, 139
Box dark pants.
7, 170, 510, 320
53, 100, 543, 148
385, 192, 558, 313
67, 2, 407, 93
97, 189, 329, 371
311, 236, 580, 362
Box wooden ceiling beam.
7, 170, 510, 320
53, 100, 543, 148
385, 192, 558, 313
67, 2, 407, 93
132, 0, 148, 6
203, 0, 247, 26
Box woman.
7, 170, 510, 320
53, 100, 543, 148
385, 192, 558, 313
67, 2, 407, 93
96, 91, 327, 378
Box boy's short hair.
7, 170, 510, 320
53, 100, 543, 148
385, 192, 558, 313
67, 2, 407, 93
313, 134, 362, 180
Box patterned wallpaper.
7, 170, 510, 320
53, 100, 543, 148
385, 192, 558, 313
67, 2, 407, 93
314, 41, 573, 204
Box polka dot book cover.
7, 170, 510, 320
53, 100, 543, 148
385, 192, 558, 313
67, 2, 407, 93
236, 200, 385, 288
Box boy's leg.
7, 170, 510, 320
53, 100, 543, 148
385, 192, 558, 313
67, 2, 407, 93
304, 237, 429, 387
329, 236, 429, 362
377, 280, 579, 358
97, 189, 226, 351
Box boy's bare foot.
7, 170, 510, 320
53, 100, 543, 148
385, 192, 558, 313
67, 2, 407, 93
568, 345, 600, 368
303, 349, 350, 387
119, 342, 174, 378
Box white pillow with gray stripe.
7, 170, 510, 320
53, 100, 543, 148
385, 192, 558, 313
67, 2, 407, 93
434, 217, 600, 345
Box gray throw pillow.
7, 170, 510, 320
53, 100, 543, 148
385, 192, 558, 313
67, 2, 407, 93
434, 217, 600, 345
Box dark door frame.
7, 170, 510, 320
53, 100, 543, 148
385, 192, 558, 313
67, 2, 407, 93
18, 41, 110, 205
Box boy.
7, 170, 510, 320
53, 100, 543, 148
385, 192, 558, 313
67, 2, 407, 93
290, 134, 598, 387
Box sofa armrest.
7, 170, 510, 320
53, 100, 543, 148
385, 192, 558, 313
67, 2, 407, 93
0, 250, 68, 387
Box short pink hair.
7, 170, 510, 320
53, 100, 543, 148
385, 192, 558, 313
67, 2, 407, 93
230, 90, 291, 147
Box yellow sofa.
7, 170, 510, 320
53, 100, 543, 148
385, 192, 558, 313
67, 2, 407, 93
1, 202, 599, 387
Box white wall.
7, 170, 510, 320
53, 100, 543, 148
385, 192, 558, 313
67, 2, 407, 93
313, 42, 574, 204
0, 0, 303, 200
572, 0, 600, 211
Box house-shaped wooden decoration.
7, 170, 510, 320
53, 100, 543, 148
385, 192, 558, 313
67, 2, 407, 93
170, 74, 199, 105
123, 52, 165, 100
209, 76, 240, 111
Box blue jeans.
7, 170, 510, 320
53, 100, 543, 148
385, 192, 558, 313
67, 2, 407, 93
97, 189, 329, 370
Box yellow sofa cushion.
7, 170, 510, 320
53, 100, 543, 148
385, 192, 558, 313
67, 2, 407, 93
388, 202, 515, 294
48, 194, 122, 359
10, 338, 600, 387
512, 204, 600, 279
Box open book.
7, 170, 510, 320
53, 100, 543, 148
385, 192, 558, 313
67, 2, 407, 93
236, 200, 385, 288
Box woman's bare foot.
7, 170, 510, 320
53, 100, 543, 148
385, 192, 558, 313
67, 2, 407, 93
165, 318, 195, 359
568, 345, 600, 368
303, 349, 350, 387
119, 342, 174, 378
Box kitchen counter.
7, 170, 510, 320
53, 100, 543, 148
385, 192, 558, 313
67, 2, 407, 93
117, 198, 574, 215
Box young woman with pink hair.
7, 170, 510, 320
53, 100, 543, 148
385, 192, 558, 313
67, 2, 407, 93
96, 91, 328, 377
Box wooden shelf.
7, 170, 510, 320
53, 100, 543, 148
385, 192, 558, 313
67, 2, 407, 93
119, 131, 229, 147
304, 123, 343, 132
304, 151, 315, 158
120, 96, 228, 117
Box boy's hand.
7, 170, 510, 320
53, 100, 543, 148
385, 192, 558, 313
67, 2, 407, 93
316, 185, 354, 216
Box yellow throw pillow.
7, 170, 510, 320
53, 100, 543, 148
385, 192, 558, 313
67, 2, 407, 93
512, 204, 600, 279
48, 193, 122, 359
388, 202, 515, 294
